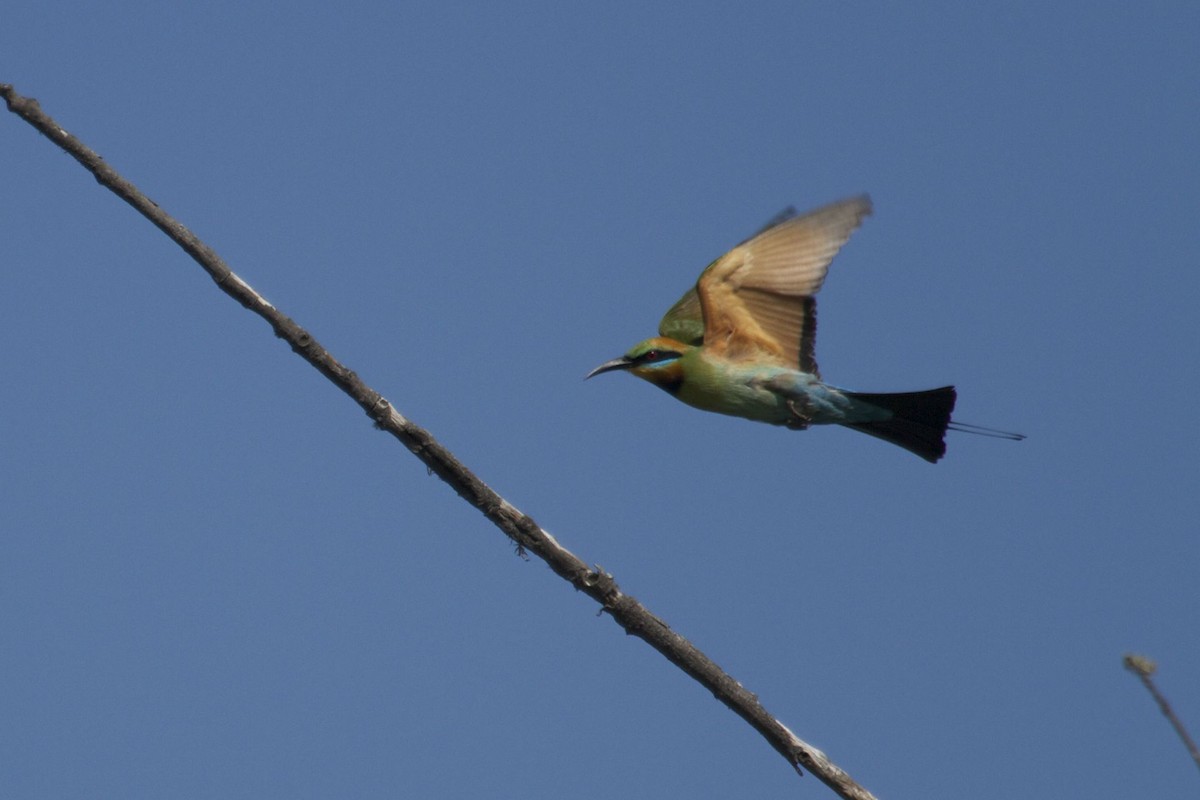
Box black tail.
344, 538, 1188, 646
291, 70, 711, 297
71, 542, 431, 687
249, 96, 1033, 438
841, 386, 957, 463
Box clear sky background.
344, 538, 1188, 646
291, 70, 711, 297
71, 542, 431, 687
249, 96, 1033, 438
3, 4, 1198, 798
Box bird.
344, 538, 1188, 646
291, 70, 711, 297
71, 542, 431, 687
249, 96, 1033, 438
586, 196, 1024, 463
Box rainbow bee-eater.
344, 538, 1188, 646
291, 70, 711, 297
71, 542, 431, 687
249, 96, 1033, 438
587, 196, 1023, 463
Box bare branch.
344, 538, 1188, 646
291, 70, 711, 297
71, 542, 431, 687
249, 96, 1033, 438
1124, 654, 1200, 774
3, 82, 877, 800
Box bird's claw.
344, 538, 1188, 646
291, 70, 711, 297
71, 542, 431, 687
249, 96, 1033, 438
786, 400, 812, 430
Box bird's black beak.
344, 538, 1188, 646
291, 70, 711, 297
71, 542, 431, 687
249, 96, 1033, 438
585, 356, 634, 380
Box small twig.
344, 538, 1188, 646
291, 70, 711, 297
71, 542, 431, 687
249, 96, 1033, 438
3, 82, 877, 800
1124, 654, 1200, 774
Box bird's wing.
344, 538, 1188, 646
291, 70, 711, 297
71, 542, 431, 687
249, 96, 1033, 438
658, 207, 805, 345
658, 287, 705, 345
694, 195, 872, 373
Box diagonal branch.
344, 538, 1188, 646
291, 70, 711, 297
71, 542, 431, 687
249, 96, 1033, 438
1124, 654, 1200, 774
3, 82, 876, 800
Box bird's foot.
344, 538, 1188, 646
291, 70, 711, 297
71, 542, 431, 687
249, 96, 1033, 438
786, 399, 813, 430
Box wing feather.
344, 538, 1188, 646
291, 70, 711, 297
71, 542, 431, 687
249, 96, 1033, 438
658, 287, 705, 344
695, 195, 871, 369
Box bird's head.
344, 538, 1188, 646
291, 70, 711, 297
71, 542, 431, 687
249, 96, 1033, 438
586, 337, 691, 395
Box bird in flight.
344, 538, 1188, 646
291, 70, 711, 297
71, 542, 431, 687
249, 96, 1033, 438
586, 196, 1023, 462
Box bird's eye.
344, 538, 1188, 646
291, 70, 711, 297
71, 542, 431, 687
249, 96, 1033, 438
633, 348, 679, 367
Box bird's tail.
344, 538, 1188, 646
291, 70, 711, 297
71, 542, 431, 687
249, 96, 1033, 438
840, 386, 957, 463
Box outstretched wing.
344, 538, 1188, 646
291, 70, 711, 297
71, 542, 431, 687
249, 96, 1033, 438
693, 195, 872, 374
658, 207, 805, 346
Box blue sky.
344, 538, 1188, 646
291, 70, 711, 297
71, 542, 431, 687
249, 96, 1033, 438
3, 4, 1198, 798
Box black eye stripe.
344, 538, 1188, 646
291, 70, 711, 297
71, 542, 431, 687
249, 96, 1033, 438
633, 349, 681, 366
